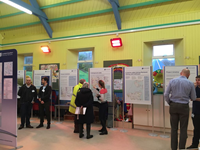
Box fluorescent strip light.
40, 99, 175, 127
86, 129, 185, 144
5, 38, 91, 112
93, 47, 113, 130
0, 0, 32, 14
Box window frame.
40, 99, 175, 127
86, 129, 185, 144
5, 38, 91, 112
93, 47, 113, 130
23, 56, 33, 69
77, 51, 93, 64
152, 44, 175, 59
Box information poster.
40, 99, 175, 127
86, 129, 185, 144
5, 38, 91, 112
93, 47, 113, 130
33, 70, 51, 89
59, 69, 78, 100
124, 66, 152, 105
17, 70, 25, 98
0, 49, 17, 147
89, 68, 113, 102
164, 66, 198, 107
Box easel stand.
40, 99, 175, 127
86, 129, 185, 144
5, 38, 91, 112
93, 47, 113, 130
160, 100, 169, 138
10, 146, 23, 150
56, 100, 62, 124
120, 100, 127, 133
110, 98, 117, 131
149, 97, 158, 137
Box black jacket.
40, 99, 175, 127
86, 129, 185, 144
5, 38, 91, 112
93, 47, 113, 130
18, 84, 37, 103
38, 85, 52, 103
75, 88, 94, 124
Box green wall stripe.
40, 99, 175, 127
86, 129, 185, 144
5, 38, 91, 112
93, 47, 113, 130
1, 19, 200, 47
0, 0, 172, 30
0, 0, 83, 19
40, 0, 83, 9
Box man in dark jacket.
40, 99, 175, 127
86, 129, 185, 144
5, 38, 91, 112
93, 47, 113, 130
18, 78, 37, 130
36, 77, 52, 129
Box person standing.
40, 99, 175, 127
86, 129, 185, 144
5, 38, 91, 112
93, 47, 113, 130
94, 80, 108, 135
75, 83, 94, 139
36, 77, 52, 129
18, 78, 37, 130
164, 69, 196, 150
187, 75, 200, 149
69, 79, 86, 133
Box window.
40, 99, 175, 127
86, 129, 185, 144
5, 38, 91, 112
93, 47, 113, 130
77, 51, 93, 82
24, 56, 33, 79
152, 44, 175, 71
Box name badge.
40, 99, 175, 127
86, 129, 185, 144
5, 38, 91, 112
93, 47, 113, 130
191, 114, 195, 118
32, 90, 35, 93
42, 89, 45, 92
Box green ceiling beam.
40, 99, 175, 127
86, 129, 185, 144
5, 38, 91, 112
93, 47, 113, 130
0, 0, 83, 19
0, 0, 173, 31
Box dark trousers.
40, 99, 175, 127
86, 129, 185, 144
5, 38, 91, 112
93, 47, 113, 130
170, 102, 189, 150
39, 101, 50, 125
74, 115, 79, 132
20, 102, 32, 127
79, 123, 91, 136
192, 114, 200, 147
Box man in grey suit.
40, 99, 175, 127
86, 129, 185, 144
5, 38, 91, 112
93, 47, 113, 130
164, 69, 196, 150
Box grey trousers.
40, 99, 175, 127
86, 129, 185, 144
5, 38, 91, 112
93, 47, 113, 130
170, 102, 189, 150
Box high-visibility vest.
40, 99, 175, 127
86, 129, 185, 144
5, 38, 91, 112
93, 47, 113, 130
69, 83, 83, 114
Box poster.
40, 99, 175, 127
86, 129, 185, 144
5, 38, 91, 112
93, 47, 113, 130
164, 66, 198, 107
4, 62, 13, 76
89, 68, 113, 102
124, 66, 152, 105
39, 63, 59, 90
17, 70, 25, 98
33, 70, 51, 89
59, 69, 78, 100
114, 79, 123, 90
3, 78, 13, 100
0, 49, 17, 147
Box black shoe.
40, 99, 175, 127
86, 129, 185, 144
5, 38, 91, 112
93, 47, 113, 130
79, 134, 84, 138
87, 135, 93, 139
187, 145, 198, 149
100, 131, 108, 135
26, 125, 34, 128
46, 125, 50, 129
98, 129, 104, 132
74, 130, 79, 133
18, 126, 24, 130
36, 124, 44, 128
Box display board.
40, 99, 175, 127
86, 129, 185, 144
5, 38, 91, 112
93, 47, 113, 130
0, 49, 17, 147
89, 68, 113, 102
33, 70, 52, 89
124, 66, 152, 105
39, 63, 59, 90
59, 69, 79, 100
17, 70, 26, 98
164, 66, 198, 107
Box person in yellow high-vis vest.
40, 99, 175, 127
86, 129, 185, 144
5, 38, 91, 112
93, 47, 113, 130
69, 79, 85, 133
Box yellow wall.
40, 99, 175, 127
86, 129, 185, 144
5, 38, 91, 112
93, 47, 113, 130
2, 24, 200, 70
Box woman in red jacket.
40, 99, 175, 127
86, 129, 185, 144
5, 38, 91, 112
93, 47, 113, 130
94, 80, 108, 135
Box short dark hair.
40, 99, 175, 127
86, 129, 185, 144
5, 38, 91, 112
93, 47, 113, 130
196, 75, 200, 79
42, 77, 49, 83
79, 79, 86, 84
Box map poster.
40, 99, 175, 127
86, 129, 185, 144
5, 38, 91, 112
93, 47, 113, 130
164, 66, 198, 107
124, 66, 152, 105
89, 68, 113, 102
59, 69, 79, 100
0, 49, 17, 148
33, 70, 52, 89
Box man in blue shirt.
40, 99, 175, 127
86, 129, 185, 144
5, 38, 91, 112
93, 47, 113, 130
187, 75, 200, 149
164, 69, 196, 150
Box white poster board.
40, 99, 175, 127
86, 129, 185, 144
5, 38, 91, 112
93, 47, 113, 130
164, 66, 198, 107
17, 70, 25, 98
59, 69, 79, 100
33, 70, 52, 89
124, 66, 152, 105
89, 68, 113, 102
